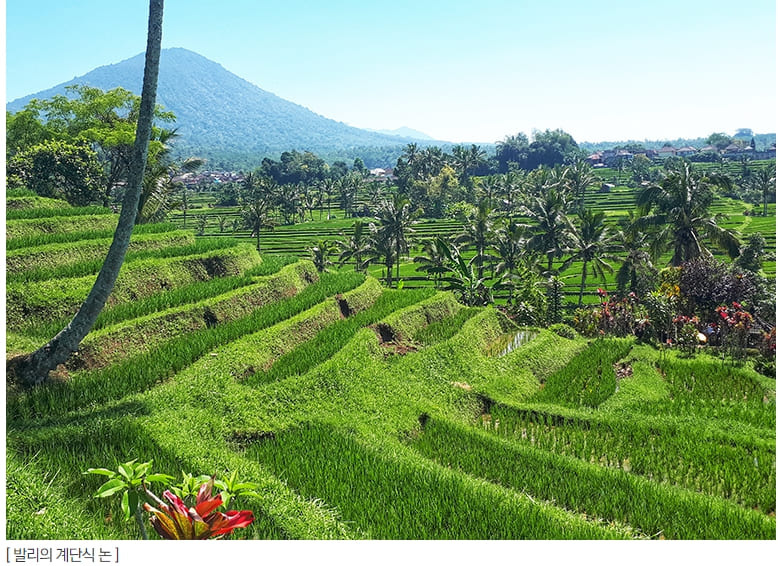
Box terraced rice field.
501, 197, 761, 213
5, 195, 775, 540
167, 180, 775, 304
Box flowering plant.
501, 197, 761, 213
144, 478, 254, 540
714, 302, 755, 358
84, 463, 257, 540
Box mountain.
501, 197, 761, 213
368, 126, 437, 141
6, 48, 437, 167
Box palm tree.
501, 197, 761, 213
138, 152, 203, 224
338, 172, 361, 218
522, 187, 572, 275
636, 161, 741, 266
493, 220, 532, 303
746, 164, 776, 216
401, 143, 421, 170
276, 182, 301, 225
564, 157, 597, 212
336, 220, 371, 272
319, 177, 338, 220
498, 170, 524, 214
478, 176, 501, 209
367, 180, 385, 209
614, 211, 658, 296
413, 236, 452, 288
561, 209, 621, 305
13, 0, 165, 386
374, 193, 418, 285
241, 173, 277, 252
451, 144, 486, 187
454, 200, 497, 280
365, 223, 398, 288
419, 146, 445, 179
309, 239, 337, 273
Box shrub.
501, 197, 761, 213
7, 140, 106, 206
572, 289, 648, 339
678, 257, 759, 321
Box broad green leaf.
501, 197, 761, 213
95, 478, 127, 498
84, 468, 116, 477
117, 462, 134, 482
135, 461, 153, 478
146, 473, 174, 484
121, 491, 130, 520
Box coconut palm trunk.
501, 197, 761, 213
12, 0, 164, 386
578, 260, 589, 306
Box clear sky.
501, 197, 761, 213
4, 0, 776, 144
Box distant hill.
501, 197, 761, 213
6, 48, 442, 168
368, 127, 437, 141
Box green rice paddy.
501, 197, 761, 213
5, 187, 775, 540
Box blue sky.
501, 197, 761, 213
4, 0, 776, 143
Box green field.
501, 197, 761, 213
5, 193, 775, 540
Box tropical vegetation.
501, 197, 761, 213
5, 3, 776, 542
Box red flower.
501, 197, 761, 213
144, 479, 254, 540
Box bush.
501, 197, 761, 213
7, 140, 106, 206
678, 258, 759, 321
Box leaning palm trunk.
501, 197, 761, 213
12, 0, 164, 386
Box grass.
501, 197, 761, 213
6, 205, 112, 220
6, 221, 179, 251
410, 416, 775, 539
7, 270, 366, 421
247, 286, 437, 385
18, 255, 298, 341
6, 244, 263, 330
249, 422, 629, 539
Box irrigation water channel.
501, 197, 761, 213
497, 330, 538, 357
